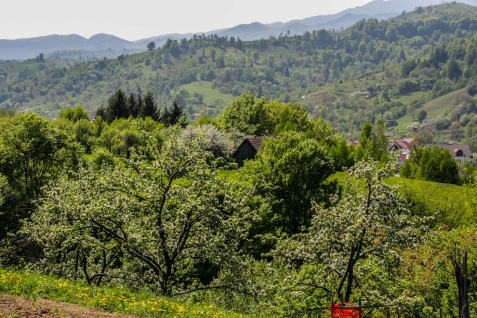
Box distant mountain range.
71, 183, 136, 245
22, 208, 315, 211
1, 0, 477, 60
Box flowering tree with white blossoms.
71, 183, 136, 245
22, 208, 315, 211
276, 160, 427, 310
25, 127, 254, 296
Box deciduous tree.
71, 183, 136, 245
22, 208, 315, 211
276, 161, 426, 305
25, 129, 253, 296
247, 132, 334, 237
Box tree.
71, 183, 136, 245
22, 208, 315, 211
140, 91, 159, 121
414, 129, 434, 144
359, 121, 372, 150
220, 93, 270, 136
417, 110, 428, 123
450, 121, 463, 141
253, 52, 259, 64
401, 227, 477, 317
0, 113, 82, 263
0, 113, 81, 202
465, 121, 476, 139
357, 120, 388, 161
447, 58, 462, 81
126, 92, 138, 118
401, 146, 461, 185
60, 105, 90, 123
73, 119, 95, 154
330, 139, 355, 171
104, 89, 128, 123
370, 119, 388, 161
277, 161, 426, 305
246, 132, 334, 237
160, 100, 187, 127
264, 101, 312, 134
25, 129, 253, 295
210, 48, 216, 61
147, 41, 156, 51
36, 53, 44, 63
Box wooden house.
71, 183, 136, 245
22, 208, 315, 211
232, 137, 265, 168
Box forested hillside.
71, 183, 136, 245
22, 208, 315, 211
2, 2, 477, 145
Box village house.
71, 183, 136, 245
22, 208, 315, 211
436, 144, 474, 164
232, 137, 265, 168
386, 120, 398, 127
388, 138, 418, 166
393, 140, 474, 165
387, 138, 419, 155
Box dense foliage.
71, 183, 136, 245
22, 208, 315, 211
400, 145, 461, 184
1, 3, 477, 317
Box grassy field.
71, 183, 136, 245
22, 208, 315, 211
422, 88, 465, 115
332, 171, 476, 228
181, 82, 234, 107
394, 88, 465, 134
0, 268, 246, 318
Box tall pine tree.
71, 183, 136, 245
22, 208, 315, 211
140, 91, 159, 121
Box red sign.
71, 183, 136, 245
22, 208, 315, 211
331, 304, 361, 318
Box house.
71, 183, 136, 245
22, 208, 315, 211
398, 153, 410, 165
232, 137, 265, 168
436, 144, 474, 164
385, 131, 394, 138
388, 138, 419, 154
386, 120, 398, 127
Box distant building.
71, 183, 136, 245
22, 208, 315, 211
436, 144, 474, 164
398, 153, 411, 166
386, 120, 398, 127
400, 143, 474, 165
388, 138, 419, 155
385, 131, 394, 138
232, 137, 265, 168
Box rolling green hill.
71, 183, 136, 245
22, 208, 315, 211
2, 2, 477, 144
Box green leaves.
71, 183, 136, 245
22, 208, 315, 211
247, 132, 334, 238
275, 160, 427, 305
400, 146, 461, 185
0, 112, 82, 201
25, 127, 254, 296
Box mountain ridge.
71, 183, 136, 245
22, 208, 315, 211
1, 0, 477, 60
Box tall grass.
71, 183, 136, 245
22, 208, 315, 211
0, 268, 245, 318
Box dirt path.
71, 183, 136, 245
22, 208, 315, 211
0, 294, 139, 318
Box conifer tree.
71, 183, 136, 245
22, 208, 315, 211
140, 91, 159, 121
105, 89, 128, 123
160, 100, 187, 127
127, 92, 138, 118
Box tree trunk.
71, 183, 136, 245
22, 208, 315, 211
455, 251, 470, 318
345, 266, 354, 302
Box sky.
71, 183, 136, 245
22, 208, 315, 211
1, 0, 372, 41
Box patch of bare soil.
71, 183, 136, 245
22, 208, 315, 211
0, 294, 139, 318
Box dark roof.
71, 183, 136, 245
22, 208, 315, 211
232, 136, 266, 159
436, 144, 473, 157
247, 137, 265, 151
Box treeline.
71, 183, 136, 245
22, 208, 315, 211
95, 89, 187, 126
2, 2, 477, 130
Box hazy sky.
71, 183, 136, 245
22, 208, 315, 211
2, 0, 372, 41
